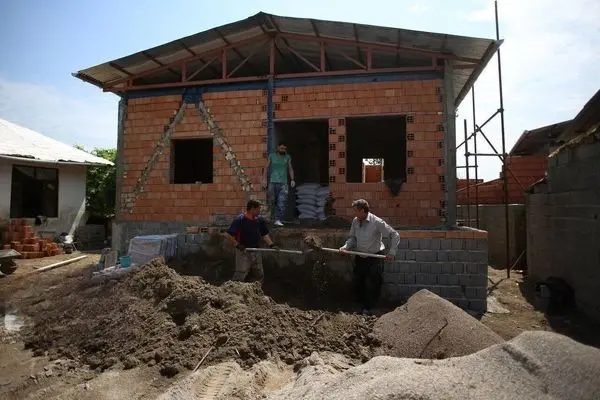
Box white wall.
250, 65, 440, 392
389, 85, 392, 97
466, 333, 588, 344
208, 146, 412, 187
0, 159, 87, 234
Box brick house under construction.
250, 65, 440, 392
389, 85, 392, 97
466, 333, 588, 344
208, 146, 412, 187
75, 13, 500, 251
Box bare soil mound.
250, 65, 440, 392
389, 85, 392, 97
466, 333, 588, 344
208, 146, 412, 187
21, 259, 375, 378
373, 289, 503, 359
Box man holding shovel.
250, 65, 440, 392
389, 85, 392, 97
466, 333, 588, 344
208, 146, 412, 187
226, 200, 279, 283
340, 199, 400, 315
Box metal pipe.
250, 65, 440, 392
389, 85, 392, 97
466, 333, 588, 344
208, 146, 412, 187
472, 86, 480, 228
464, 119, 471, 225
468, 153, 502, 157
455, 109, 500, 149
495, 0, 511, 278
245, 248, 304, 255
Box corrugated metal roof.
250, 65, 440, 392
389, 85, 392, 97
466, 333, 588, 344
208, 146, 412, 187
509, 120, 571, 156
74, 12, 497, 105
0, 119, 114, 166
560, 89, 600, 142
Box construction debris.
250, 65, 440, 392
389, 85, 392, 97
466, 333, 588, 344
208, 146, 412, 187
21, 259, 375, 378
373, 289, 504, 359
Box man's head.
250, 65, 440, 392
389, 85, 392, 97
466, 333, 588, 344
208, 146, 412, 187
277, 143, 287, 154
352, 199, 370, 221
246, 199, 262, 218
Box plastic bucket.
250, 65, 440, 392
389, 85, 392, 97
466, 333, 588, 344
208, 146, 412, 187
119, 255, 132, 268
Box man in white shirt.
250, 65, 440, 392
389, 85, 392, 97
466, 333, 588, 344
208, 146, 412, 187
339, 199, 400, 314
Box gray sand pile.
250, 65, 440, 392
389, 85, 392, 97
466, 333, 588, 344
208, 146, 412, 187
269, 331, 600, 400
374, 289, 503, 359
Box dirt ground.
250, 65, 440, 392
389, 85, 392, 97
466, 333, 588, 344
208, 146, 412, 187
1, 256, 599, 399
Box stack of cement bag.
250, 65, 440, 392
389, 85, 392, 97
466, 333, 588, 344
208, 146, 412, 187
296, 184, 330, 220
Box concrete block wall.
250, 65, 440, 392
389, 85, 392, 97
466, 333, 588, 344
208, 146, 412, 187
120, 78, 446, 228
527, 138, 600, 322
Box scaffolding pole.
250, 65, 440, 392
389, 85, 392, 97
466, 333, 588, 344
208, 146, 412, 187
456, 0, 513, 279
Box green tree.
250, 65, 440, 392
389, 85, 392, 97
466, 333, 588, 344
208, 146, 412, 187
75, 145, 117, 219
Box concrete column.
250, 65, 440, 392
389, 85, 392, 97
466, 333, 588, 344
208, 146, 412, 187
443, 61, 457, 226
112, 96, 127, 251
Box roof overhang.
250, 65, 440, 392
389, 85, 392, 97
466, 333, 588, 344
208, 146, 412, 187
73, 12, 498, 105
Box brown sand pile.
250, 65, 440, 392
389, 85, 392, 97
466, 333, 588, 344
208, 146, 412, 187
21, 259, 375, 377
302, 234, 323, 249
373, 289, 503, 359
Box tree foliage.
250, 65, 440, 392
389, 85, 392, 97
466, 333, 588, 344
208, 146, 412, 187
75, 145, 117, 219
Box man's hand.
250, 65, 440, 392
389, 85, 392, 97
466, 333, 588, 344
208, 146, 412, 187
262, 179, 268, 190
236, 243, 246, 252
290, 180, 296, 188
385, 254, 395, 262
339, 247, 351, 257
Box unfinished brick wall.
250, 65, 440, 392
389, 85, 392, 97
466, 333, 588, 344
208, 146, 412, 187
457, 155, 547, 205
121, 79, 445, 226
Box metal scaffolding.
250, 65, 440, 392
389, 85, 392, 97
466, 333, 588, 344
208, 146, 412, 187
456, 1, 520, 279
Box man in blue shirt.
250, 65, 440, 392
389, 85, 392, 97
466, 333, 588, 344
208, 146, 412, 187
263, 143, 296, 227
226, 199, 278, 283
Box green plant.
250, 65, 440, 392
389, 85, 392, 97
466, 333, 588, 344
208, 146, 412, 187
75, 145, 117, 219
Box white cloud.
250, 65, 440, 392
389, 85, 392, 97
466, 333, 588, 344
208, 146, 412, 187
456, 0, 600, 180
0, 76, 119, 150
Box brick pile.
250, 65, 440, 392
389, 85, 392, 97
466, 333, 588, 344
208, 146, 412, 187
1, 219, 62, 259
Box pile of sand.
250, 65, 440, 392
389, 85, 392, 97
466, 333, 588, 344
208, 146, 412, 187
21, 259, 375, 377
269, 331, 600, 399
374, 289, 504, 359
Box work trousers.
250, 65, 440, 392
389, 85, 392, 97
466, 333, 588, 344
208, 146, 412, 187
233, 250, 264, 283
268, 182, 289, 221
353, 251, 384, 310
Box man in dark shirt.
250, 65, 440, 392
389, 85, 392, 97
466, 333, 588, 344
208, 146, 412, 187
226, 199, 278, 283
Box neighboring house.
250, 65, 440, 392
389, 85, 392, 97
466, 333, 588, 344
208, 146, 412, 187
73, 12, 500, 251
527, 89, 600, 322
0, 118, 113, 235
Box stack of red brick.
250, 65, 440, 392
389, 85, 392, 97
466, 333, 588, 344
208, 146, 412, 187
2, 219, 62, 259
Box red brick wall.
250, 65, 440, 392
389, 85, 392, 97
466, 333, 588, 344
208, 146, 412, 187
121, 79, 445, 226
457, 155, 547, 205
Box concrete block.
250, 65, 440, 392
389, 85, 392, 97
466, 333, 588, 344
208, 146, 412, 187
467, 263, 487, 275
384, 264, 394, 273
426, 274, 438, 285
477, 239, 488, 251
466, 240, 479, 251
409, 262, 421, 273
447, 251, 458, 262
408, 238, 420, 249
437, 274, 448, 285
452, 262, 465, 274
398, 262, 411, 273
419, 263, 431, 273
459, 252, 471, 262
394, 250, 406, 260
441, 286, 459, 298
429, 239, 441, 250
398, 238, 409, 249
458, 274, 469, 285
458, 299, 470, 309
397, 285, 411, 297
465, 287, 477, 298
437, 251, 449, 262
441, 263, 453, 274
467, 251, 488, 263
451, 239, 465, 250
418, 238, 432, 250
469, 274, 488, 287
397, 273, 406, 284
425, 251, 438, 262
469, 299, 487, 313
384, 284, 399, 299
430, 262, 442, 274
406, 251, 416, 261
405, 273, 416, 284
447, 274, 459, 285
440, 239, 452, 250
415, 251, 428, 262
416, 273, 427, 284
475, 287, 487, 298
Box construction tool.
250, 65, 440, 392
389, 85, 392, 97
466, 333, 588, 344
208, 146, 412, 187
245, 248, 304, 255
319, 247, 387, 259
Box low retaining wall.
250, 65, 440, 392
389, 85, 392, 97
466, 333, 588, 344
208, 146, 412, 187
118, 221, 489, 313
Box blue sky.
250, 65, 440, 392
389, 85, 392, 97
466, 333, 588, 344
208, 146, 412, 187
1, 0, 599, 180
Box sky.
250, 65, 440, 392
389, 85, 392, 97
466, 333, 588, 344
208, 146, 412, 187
1, 0, 599, 180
